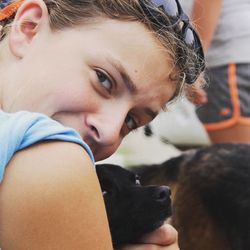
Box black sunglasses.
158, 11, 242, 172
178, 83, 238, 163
140, 0, 205, 84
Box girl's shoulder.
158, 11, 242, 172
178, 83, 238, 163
0, 110, 94, 181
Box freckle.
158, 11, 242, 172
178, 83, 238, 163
134, 69, 138, 73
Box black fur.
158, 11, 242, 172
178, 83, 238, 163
130, 143, 250, 250
96, 163, 172, 247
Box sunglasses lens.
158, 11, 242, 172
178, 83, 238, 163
152, 0, 179, 19
184, 27, 204, 57
184, 27, 195, 47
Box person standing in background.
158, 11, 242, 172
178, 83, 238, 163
180, 0, 250, 143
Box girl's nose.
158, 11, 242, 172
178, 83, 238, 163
87, 105, 129, 147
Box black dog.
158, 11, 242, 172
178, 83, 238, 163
96, 163, 172, 247
131, 143, 250, 250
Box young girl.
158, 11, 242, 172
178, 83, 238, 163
0, 0, 205, 249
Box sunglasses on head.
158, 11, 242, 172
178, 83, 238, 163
141, 0, 205, 84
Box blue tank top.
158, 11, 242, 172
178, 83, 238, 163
0, 110, 95, 182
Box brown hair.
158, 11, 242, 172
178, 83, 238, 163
0, 0, 205, 99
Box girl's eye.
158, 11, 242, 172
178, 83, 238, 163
95, 69, 113, 93
125, 115, 138, 131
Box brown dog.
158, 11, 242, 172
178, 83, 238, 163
131, 143, 250, 250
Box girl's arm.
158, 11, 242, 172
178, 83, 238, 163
0, 141, 112, 249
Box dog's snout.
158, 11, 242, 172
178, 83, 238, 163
156, 186, 171, 201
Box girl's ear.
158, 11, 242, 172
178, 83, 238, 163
9, 0, 49, 58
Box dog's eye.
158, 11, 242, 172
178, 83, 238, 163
135, 175, 141, 185
102, 190, 108, 196
100, 178, 114, 196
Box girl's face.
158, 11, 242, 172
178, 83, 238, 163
3, 17, 176, 160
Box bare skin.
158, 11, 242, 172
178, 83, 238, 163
192, 0, 223, 53
119, 225, 179, 250
186, 0, 222, 106
0, 142, 112, 249
208, 124, 250, 143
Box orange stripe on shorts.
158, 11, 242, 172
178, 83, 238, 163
204, 64, 240, 131
203, 64, 250, 131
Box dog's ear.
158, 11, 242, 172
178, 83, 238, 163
129, 155, 185, 186
159, 155, 185, 181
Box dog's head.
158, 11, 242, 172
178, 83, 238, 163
96, 163, 172, 246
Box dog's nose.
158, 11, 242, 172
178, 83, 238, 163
156, 186, 171, 202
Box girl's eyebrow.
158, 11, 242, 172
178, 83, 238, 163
105, 56, 158, 121
105, 55, 137, 93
